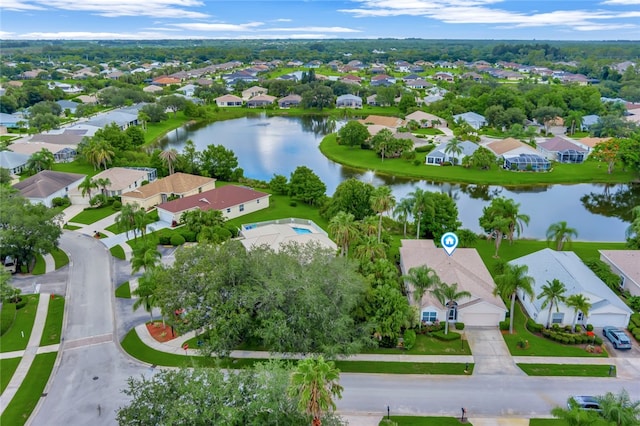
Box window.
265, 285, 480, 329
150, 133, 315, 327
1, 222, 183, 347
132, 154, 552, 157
577, 312, 584, 322
552, 312, 564, 324
239, 204, 244, 212
422, 311, 437, 323
256, 199, 260, 204
199, 187, 202, 193
226, 208, 231, 213
619, 275, 625, 289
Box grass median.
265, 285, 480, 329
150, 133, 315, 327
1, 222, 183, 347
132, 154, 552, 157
0, 352, 57, 426
39, 295, 64, 346
517, 363, 614, 377
69, 205, 118, 225
122, 329, 472, 375
0, 295, 39, 353
0, 357, 21, 394
115, 282, 131, 298
380, 416, 473, 425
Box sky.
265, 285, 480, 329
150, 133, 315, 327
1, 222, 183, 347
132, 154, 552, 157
1, 0, 640, 41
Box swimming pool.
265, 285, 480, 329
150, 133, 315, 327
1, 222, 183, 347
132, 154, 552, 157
292, 227, 312, 235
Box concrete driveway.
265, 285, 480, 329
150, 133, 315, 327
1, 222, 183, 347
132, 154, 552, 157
465, 327, 524, 376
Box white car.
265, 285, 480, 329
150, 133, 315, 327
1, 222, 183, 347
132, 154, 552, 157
603, 326, 632, 350
568, 395, 601, 411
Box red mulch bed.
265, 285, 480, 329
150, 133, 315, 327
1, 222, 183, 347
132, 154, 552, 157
146, 322, 178, 343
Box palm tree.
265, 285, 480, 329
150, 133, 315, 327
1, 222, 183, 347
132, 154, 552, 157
358, 216, 378, 238
159, 148, 179, 175
393, 198, 413, 237
84, 138, 115, 170
407, 188, 434, 239
565, 293, 591, 332
78, 176, 98, 200
115, 203, 138, 239
546, 221, 578, 251
551, 404, 599, 426
431, 282, 471, 335
444, 138, 463, 165
565, 111, 583, 136
137, 110, 150, 131
494, 263, 535, 334
537, 279, 567, 329
353, 235, 387, 264
133, 208, 152, 240
598, 390, 640, 426
95, 177, 112, 197
132, 275, 157, 322
503, 198, 530, 244
26, 149, 55, 174
288, 356, 343, 426
370, 186, 396, 243
130, 241, 162, 274
404, 266, 441, 314
328, 211, 358, 257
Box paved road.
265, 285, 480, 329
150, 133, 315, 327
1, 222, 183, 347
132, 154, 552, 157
26, 232, 640, 425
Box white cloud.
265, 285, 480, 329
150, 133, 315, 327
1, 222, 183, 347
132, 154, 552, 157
0, 31, 17, 37
2, 0, 45, 11
264, 26, 361, 33
601, 0, 640, 4
274, 18, 292, 22
15, 31, 199, 40
169, 22, 264, 31
24, 0, 209, 19
340, 0, 640, 31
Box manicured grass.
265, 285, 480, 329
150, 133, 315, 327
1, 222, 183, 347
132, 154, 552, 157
110, 245, 126, 260
63, 224, 81, 230
51, 248, 69, 270
501, 303, 607, 358
381, 416, 473, 426
52, 161, 100, 177
39, 295, 64, 346
0, 357, 21, 394
0, 352, 57, 426
105, 223, 120, 234
144, 112, 191, 143
529, 419, 609, 426
319, 134, 636, 185
122, 330, 472, 374
517, 363, 614, 377
69, 205, 118, 225
115, 281, 131, 298
31, 255, 46, 275
360, 333, 471, 356
0, 295, 39, 353
412, 128, 444, 135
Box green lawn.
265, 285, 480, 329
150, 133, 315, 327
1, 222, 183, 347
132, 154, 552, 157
115, 282, 131, 298
122, 330, 472, 375
0, 357, 21, 394
319, 134, 636, 185
69, 205, 118, 225
144, 112, 191, 144
360, 333, 471, 356
380, 416, 473, 425
412, 128, 444, 135
51, 248, 69, 269
63, 224, 81, 231
502, 303, 608, 358
39, 295, 64, 346
31, 255, 46, 275
105, 223, 120, 234
0, 352, 57, 426
0, 295, 39, 353
517, 363, 614, 377
529, 418, 609, 426
52, 161, 100, 177
110, 245, 126, 260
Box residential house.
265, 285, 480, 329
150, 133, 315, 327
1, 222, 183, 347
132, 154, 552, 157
214, 94, 243, 107
426, 140, 479, 165
336, 94, 362, 109
12, 170, 85, 207
246, 94, 276, 108
152, 76, 181, 86
484, 137, 538, 159
143, 85, 164, 94
241, 86, 268, 101
370, 74, 395, 87
239, 219, 337, 252
0, 113, 23, 128
86, 110, 139, 131
277, 94, 302, 108
8, 142, 77, 163
359, 115, 403, 129
56, 100, 79, 115
405, 79, 432, 89
599, 250, 640, 297
177, 84, 197, 97
68, 167, 151, 205
340, 75, 362, 86
0, 151, 29, 174
76, 95, 98, 105
503, 153, 551, 171
366, 94, 381, 107
400, 239, 507, 326
404, 111, 447, 128
510, 249, 633, 328
156, 185, 270, 224
580, 115, 600, 131
453, 112, 487, 130
121, 172, 216, 210
433, 72, 454, 82
575, 137, 610, 153
537, 136, 587, 163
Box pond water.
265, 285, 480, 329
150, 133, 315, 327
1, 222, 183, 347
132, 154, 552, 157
159, 115, 636, 242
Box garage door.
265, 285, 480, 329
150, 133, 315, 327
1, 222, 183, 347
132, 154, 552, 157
460, 312, 501, 327
588, 313, 628, 328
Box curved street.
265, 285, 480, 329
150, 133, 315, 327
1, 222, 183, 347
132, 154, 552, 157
22, 232, 640, 425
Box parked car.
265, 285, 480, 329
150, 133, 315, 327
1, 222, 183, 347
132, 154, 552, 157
3, 256, 17, 274
603, 326, 632, 350
568, 395, 601, 411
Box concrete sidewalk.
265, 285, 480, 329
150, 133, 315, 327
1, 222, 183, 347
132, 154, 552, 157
0, 293, 50, 414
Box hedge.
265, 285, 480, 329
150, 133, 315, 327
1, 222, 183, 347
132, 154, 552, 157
433, 331, 461, 341
499, 320, 510, 331
455, 322, 465, 330
170, 234, 186, 246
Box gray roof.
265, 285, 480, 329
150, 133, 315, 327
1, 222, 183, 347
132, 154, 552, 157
86, 111, 137, 128
13, 170, 85, 198
509, 248, 632, 315
428, 140, 479, 158
0, 151, 30, 169
454, 111, 486, 122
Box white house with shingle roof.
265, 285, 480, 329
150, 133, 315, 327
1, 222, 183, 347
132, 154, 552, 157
214, 94, 243, 107
0, 151, 30, 174
12, 170, 85, 207
121, 172, 216, 210
426, 140, 479, 165
453, 112, 487, 130
69, 167, 151, 205
599, 250, 640, 297
399, 239, 507, 327
510, 249, 632, 328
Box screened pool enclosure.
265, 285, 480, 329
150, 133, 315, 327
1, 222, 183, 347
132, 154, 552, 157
503, 154, 551, 171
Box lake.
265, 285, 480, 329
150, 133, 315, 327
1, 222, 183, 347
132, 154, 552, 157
159, 115, 636, 242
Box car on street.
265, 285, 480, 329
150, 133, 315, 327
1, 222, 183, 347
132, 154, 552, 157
568, 395, 601, 411
603, 326, 632, 350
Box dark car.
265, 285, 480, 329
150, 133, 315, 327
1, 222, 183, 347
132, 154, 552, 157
568, 395, 601, 411
603, 326, 632, 350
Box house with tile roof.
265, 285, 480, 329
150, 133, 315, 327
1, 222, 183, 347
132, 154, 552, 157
214, 94, 243, 107
537, 136, 587, 163
8, 142, 77, 163
12, 170, 85, 207
426, 140, 479, 165
156, 185, 269, 224
241, 86, 268, 101
121, 172, 216, 210
404, 111, 447, 128
336, 94, 362, 109
600, 250, 640, 297
246, 94, 276, 108
400, 239, 507, 326
277, 94, 302, 109
510, 249, 632, 328
69, 167, 153, 205
483, 137, 538, 158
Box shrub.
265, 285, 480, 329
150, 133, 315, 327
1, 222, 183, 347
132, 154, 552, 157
526, 319, 544, 333
179, 230, 197, 242
441, 161, 452, 166
225, 224, 239, 238
89, 194, 107, 207
289, 201, 297, 207
456, 229, 479, 248
415, 145, 434, 153
0, 302, 17, 336
15, 298, 27, 310
433, 331, 461, 341
403, 329, 417, 350
593, 336, 603, 345
170, 234, 186, 246
158, 235, 171, 245
455, 322, 465, 330
52, 197, 70, 208
499, 320, 510, 331
412, 159, 422, 166
564, 325, 572, 333
586, 324, 594, 332
631, 313, 640, 328
112, 200, 122, 210
574, 324, 581, 333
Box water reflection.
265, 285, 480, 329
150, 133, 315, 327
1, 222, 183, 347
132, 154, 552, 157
158, 115, 634, 242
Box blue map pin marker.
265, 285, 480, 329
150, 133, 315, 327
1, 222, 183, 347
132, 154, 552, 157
441, 232, 458, 256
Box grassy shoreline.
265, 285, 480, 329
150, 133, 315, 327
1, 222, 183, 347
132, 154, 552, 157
319, 133, 637, 186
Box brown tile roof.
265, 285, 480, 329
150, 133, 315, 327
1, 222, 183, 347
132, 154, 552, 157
13, 170, 84, 198
358, 115, 402, 128
578, 137, 611, 148
158, 185, 269, 213
122, 173, 214, 200
538, 136, 586, 152
153, 77, 181, 85
485, 138, 534, 155
600, 250, 640, 287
